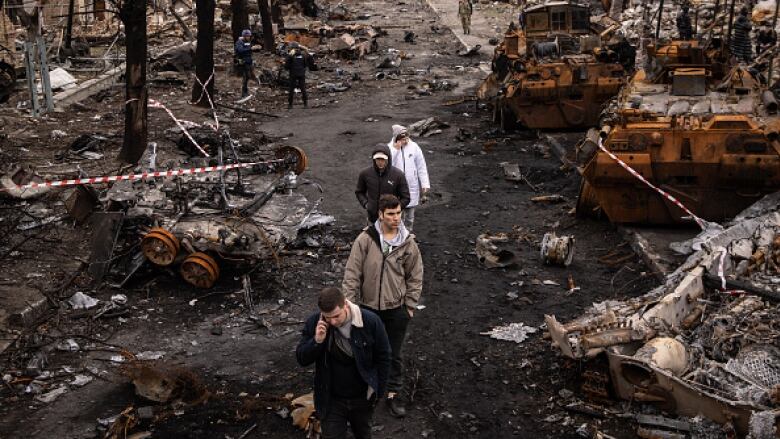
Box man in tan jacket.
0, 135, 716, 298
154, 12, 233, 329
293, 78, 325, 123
342, 194, 424, 418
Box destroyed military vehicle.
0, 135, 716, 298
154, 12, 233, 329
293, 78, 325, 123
576, 38, 780, 225
479, 0, 634, 130
545, 196, 780, 437
89, 134, 329, 290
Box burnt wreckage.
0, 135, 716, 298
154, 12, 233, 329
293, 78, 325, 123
576, 37, 780, 225
546, 196, 780, 437
89, 133, 323, 289
480, 0, 635, 130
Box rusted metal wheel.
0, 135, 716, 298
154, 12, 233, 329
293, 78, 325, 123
141, 228, 180, 266
276, 146, 308, 175
180, 252, 220, 289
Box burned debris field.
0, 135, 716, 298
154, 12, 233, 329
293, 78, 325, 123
1, 0, 780, 438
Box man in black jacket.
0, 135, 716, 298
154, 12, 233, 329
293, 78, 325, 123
296, 287, 391, 439
284, 42, 316, 109
355, 145, 411, 223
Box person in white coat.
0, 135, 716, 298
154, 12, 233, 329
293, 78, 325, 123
387, 125, 431, 231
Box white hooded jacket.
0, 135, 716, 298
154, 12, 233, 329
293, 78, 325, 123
387, 124, 431, 208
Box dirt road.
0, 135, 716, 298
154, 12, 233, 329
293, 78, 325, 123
0, 0, 654, 438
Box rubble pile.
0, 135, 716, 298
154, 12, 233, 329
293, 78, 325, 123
546, 196, 780, 436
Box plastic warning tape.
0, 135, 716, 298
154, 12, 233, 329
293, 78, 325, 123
597, 138, 706, 230
8, 162, 260, 191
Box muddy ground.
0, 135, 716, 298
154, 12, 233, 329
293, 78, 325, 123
1, 0, 660, 437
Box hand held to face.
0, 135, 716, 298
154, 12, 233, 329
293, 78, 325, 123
315, 314, 329, 344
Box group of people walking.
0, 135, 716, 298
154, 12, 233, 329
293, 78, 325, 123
297, 125, 431, 438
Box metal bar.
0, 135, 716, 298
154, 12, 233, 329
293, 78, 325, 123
36, 35, 54, 112
23, 42, 40, 117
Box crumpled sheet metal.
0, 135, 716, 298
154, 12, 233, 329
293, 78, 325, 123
547, 197, 780, 435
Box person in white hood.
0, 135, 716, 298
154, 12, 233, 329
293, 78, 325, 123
387, 125, 431, 231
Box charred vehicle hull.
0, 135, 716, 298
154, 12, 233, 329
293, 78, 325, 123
481, 1, 633, 130
497, 55, 625, 129
577, 41, 780, 225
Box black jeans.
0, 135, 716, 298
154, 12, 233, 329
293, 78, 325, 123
288, 75, 307, 106
240, 64, 250, 96
374, 306, 410, 395
321, 396, 374, 439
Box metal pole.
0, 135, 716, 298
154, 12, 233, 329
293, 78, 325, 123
23, 41, 40, 117
726, 0, 736, 46
36, 35, 54, 112
769, 0, 779, 84
655, 0, 665, 39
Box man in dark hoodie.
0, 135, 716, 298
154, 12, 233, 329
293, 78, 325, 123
355, 144, 411, 223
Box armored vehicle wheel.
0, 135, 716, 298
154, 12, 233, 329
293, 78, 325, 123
276, 146, 308, 175
180, 252, 220, 289
0, 61, 16, 104
141, 228, 180, 266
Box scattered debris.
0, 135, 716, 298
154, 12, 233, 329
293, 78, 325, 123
481, 323, 538, 343
67, 291, 99, 310
407, 117, 449, 137
476, 233, 518, 269
540, 232, 575, 267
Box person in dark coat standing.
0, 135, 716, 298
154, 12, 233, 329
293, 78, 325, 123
284, 42, 316, 109
731, 8, 753, 63
756, 27, 777, 55
234, 29, 260, 98
296, 287, 391, 439
676, 5, 694, 40
355, 144, 411, 224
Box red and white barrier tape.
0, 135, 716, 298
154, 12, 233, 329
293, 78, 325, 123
7, 162, 258, 191
597, 138, 706, 230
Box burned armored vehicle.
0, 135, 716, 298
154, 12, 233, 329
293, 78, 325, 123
479, 0, 634, 130
89, 134, 330, 290
576, 39, 780, 225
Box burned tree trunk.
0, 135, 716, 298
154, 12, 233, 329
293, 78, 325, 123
231, 0, 249, 43
258, 0, 274, 50
192, 0, 215, 106
118, 0, 148, 164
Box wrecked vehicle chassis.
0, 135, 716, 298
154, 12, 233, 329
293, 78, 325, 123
104, 146, 315, 289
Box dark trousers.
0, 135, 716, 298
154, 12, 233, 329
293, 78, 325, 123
240, 63, 253, 96
288, 75, 307, 106
374, 306, 410, 394
321, 396, 374, 439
